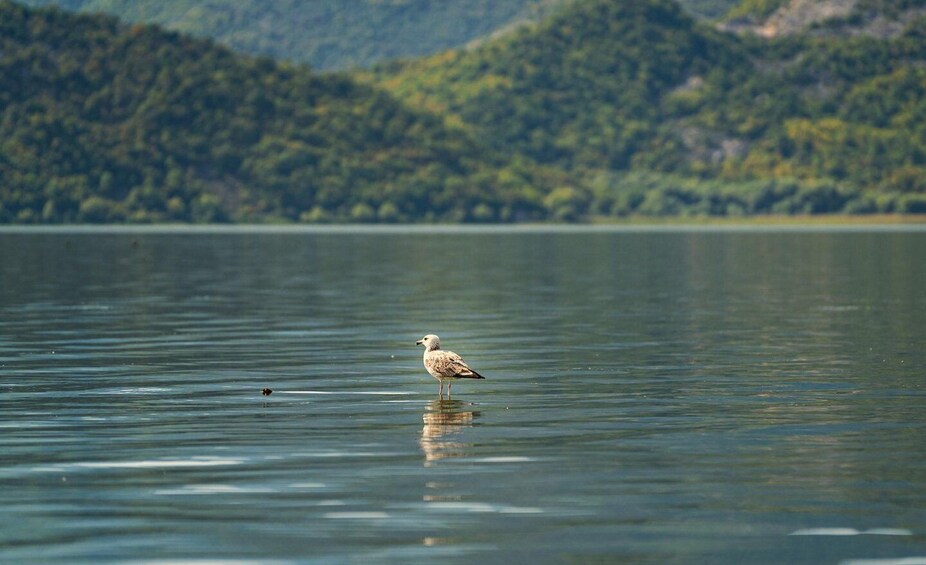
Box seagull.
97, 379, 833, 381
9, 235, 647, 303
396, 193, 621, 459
416, 334, 485, 396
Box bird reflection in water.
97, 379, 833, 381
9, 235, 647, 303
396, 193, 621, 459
419, 399, 480, 466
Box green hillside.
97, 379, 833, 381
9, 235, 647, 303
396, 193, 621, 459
17, 0, 565, 70
0, 1, 560, 223
373, 0, 926, 216
5, 0, 926, 224
375, 0, 747, 169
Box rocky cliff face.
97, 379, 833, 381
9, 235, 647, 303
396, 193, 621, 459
722, 0, 925, 38
756, 0, 856, 36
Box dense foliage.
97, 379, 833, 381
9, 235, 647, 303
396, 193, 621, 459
376, 0, 750, 169
725, 0, 789, 21
18, 0, 564, 70
0, 1, 565, 223
373, 0, 926, 216
5, 0, 926, 224
679, 0, 741, 19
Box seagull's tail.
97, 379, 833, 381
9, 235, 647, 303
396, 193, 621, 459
461, 370, 485, 380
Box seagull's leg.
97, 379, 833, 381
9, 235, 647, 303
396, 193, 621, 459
448, 382, 452, 396
438, 382, 444, 397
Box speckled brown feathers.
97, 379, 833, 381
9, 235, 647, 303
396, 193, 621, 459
423, 349, 485, 380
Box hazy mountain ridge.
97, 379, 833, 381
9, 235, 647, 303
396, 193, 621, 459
18, 0, 754, 69
16, 0, 566, 70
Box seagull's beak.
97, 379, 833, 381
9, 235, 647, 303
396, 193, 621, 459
415, 339, 423, 345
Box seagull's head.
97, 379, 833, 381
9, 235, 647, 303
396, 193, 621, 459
416, 334, 441, 351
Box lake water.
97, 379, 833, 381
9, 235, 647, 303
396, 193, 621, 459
1, 225, 925, 564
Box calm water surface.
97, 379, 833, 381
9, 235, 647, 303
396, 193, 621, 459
1, 226, 925, 564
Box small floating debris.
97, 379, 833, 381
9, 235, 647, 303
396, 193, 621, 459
261, 388, 273, 396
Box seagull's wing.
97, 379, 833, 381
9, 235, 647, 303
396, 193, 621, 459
441, 350, 485, 380
425, 350, 457, 378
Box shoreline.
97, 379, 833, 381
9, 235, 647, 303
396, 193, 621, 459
0, 214, 924, 234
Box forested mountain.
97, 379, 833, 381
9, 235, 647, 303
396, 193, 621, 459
0, 1, 560, 223
5, 0, 926, 223
373, 0, 926, 216
17, 0, 565, 70
375, 0, 746, 170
